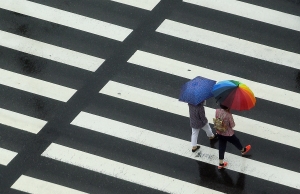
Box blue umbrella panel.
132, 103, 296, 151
179, 76, 216, 105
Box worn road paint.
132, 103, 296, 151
71, 112, 300, 190
42, 143, 223, 194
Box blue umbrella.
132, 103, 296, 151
179, 76, 216, 105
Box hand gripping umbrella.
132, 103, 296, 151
212, 80, 256, 111
179, 76, 216, 105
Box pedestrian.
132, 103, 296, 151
215, 104, 251, 169
189, 100, 217, 152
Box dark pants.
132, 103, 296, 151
219, 134, 243, 160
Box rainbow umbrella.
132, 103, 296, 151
212, 80, 256, 111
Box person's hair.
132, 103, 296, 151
220, 104, 229, 110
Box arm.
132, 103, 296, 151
228, 113, 235, 128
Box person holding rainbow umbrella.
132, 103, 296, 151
212, 80, 255, 169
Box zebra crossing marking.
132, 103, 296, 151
71, 111, 300, 190
0, 0, 132, 41
0, 30, 104, 72
184, 0, 300, 32
128, 50, 300, 110
0, 108, 47, 134
0, 68, 76, 102
0, 147, 17, 166
100, 81, 300, 149
11, 175, 87, 194
1, 0, 298, 192
111, 0, 161, 11
42, 143, 224, 194
156, 19, 300, 70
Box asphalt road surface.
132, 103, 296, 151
0, 0, 299, 193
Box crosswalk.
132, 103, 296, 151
0, 68, 76, 102
110, 0, 161, 11
0, 0, 133, 41
11, 175, 88, 194
0, 147, 17, 166
0, 30, 105, 71
184, 0, 300, 31
0, 0, 299, 193
69, 111, 300, 189
0, 107, 46, 134
156, 19, 300, 69
127, 50, 300, 109
99, 81, 300, 149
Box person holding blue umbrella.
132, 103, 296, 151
188, 101, 217, 152
179, 76, 218, 152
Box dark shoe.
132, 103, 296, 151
210, 139, 217, 148
192, 146, 200, 152
209, 133, 218, 141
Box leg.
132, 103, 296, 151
201, 122, 214, 138
227, 134, 243, 151
228, 135, 252, 155
218, 135, 227, 160
218, 135, 228, 169
191, 128, 200, 147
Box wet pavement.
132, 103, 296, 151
0, 0, 299, 193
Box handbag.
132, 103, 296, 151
213, 110, 227, 132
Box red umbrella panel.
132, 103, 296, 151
212, 80, 256, 111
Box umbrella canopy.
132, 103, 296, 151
179, 76, 216, 105
212, 80, 256, 111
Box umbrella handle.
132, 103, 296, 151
216, 97, 221, 104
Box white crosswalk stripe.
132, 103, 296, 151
184, 0, 300, 32
111, 0, 161, 11
128, 50, 300, 110
42, 143, 224, 194
0, 108, 47, 134
0, 68, 76, 102
11, 175, 88, 194
156, 19, 300, 70
0, 30, 105, 72
99, 81, 300, 149
0, 147, 17, 166
0, 0, 133, 41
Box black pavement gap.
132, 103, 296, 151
0, 0, 182, 192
